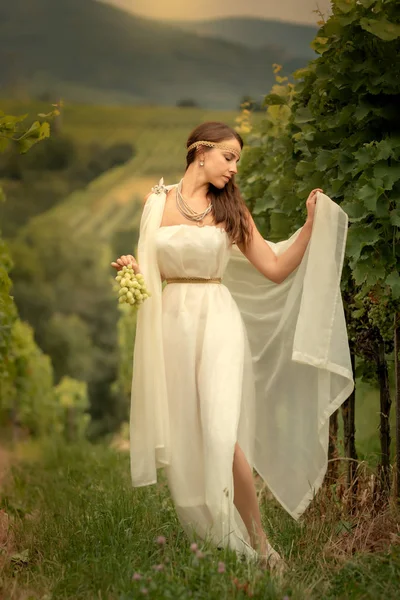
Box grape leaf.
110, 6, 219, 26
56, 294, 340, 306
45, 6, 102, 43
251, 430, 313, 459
335, 0, 356, 14
358, 183, 384, 212
346, 225, 380, 262
253, 196, 277, 215
360, 17, 400, 41
386, 271, 400, 299
389, 210, 400, 227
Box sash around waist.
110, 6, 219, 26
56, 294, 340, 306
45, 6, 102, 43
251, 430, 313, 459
164, 277, 222, 284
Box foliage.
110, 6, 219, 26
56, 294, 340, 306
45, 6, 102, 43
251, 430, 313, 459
41, 313, 95, 383
239, 0, 400, 487
0, 319, 90, 438
110, 305, 137, 425
176, 98, 200, 108
82, 141, 135, 181
16, 134, 76, 172
0, 236, 17, 380
54, 376, 90, 441
241, 1, 400, 291
0, 103, 245, 242
237, 65, 299, 241
0, 101, 252, 184
240, 0, 400, 322
2, 320, 57, 435
0, 103, 251, 436
238, 94, 265, 112
0, 106, 57, 429
8, 214, 120, 431
0, 105, 94, 438
0, 106, 58, 154
0, 136, 136, 237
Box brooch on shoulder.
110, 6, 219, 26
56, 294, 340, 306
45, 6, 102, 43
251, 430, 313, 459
151, 177, 166, 195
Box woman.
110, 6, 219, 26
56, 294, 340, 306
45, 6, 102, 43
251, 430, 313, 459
111, 122, 354, 571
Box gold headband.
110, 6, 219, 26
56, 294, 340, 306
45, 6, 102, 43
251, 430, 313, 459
187, 140, 241, 160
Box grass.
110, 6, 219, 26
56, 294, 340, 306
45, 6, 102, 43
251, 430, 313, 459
1, 439, 399, 600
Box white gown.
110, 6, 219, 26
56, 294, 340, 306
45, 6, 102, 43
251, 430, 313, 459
156, 224, 258, 558
129, 181, 354, 563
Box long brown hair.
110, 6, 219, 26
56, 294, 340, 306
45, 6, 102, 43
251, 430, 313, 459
185, 122, 253, 249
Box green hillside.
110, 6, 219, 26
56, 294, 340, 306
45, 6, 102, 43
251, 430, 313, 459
21, 104, 248, 241
0, 0, 313, 109
170, 16, 317, 58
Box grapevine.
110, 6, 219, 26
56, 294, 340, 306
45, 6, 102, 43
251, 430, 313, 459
367, 300, 397, 344
239, 0, 400, 497
114, 266, 151, 309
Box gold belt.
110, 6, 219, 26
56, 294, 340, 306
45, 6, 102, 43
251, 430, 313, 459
165, 277, 221, 284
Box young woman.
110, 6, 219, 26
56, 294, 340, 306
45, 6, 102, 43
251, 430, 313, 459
111, 121, 354, 572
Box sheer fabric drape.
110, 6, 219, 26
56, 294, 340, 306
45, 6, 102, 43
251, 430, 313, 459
130, 185, 354, 520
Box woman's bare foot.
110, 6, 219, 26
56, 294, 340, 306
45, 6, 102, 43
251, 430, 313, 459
254, 532, 287, 576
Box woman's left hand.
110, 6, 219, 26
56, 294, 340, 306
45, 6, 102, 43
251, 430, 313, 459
306, 188, 323, 223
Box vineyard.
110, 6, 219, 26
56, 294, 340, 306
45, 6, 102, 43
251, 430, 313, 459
0, 103, 255, 447
0, 101, 254, 240
1, 0, 400, 598
0, 100, 244, 171
238, 0, 400, 503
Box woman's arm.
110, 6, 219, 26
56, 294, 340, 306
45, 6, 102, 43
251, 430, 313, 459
236, 189, 321, 284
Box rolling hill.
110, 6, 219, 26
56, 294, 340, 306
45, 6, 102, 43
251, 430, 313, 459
168, 16, 317, 58
0, 0, 316, 109
6, 104, 245, 244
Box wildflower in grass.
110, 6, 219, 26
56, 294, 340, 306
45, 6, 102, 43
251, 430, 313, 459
232, 576, 243, 590
132, 572, 142, 581
232, 577, 254, 596
195, 550, 205, 559
152, 563, 164, 571
140, 587, 148, 595
190, 542, 198, 552
217, 561, 226, 573
156, 535, 166, 545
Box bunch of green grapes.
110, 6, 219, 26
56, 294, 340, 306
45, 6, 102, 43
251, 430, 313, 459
114, 266, 151, 309
367, 299, 395, 343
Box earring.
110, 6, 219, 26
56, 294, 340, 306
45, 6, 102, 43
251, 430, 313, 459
200, 160, 204, 167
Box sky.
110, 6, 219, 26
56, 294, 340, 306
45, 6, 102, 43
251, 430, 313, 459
102, 0, 333, 26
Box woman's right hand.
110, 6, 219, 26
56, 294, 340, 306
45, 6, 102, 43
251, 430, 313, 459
111, 254, 140, 273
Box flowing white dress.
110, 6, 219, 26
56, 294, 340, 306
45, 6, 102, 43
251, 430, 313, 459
157, 223, 258, 558
129, 181, 354, 562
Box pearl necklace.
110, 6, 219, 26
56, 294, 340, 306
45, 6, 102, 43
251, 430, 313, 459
176, 179, 213, 226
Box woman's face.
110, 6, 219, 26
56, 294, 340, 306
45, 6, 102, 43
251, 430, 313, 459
202, 138, 241, 189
